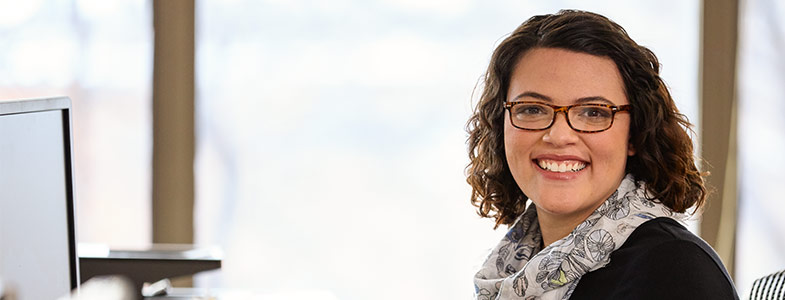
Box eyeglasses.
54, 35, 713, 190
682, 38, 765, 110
503, 101, 631, 133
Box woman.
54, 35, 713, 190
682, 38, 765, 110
466, 10, 739, 300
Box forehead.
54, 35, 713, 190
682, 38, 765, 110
508, 47, 627, 105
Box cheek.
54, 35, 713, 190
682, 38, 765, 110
504, 122, 524, 159
617, 123, 632, 159
592, 126, 631, 170
503, 116, 515, 158
504, 123, 538, 170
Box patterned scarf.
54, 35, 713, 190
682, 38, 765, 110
473, 174, 682, 300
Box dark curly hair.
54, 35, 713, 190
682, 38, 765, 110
466, 10, 706, 228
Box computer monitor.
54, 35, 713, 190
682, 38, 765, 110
0, 97, 79, 299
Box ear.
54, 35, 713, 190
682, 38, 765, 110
627, 142, 636, 156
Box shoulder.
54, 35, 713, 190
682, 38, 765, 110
619, 218, 735, 290
570, 217, 739, 300
620, 217, 722, 261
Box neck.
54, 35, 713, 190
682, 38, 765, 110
537, 209, 593, 247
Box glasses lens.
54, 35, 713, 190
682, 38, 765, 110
569, 105, 614, 131
510, 103, 553, 129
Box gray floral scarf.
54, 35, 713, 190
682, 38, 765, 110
473, 174, 682, 300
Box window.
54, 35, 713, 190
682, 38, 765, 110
0, 0, 152, 248
736, 0, 785, 295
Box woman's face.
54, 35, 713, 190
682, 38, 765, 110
504, 47, 633, 223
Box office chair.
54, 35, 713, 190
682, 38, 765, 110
749, 269, 785, 300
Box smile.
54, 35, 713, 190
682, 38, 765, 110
535, 159, 587, 173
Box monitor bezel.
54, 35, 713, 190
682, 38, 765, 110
0, 96, 80, 290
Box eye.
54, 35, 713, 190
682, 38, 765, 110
576, 106, 612, 119
513, 104, 548, 116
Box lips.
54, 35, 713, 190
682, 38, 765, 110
533, 158, 588, 173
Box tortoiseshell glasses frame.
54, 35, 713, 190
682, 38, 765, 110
503, 101, 632, 133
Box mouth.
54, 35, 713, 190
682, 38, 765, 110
533, 159, 588, 173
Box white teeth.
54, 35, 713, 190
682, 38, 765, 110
537, 160, 586, 173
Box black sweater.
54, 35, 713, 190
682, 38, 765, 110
569, 217, 739, 299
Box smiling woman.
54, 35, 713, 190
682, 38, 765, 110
503, 48, 633, 248
466, 10, 738, 300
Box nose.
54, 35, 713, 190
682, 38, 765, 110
542, 112, 579, 146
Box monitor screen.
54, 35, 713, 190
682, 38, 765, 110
0, 97, 78, 299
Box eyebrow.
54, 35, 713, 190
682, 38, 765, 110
510, 91, 616, 105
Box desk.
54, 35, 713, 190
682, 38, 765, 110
79, 244, 222, 300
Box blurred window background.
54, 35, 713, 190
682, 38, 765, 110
193, 1, 699, 299
0, 0, 152, 248
736, 0, 785, 295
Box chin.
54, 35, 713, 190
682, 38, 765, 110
532, 195, 593, 217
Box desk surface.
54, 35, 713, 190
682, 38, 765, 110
78, 244, 222, 300
144, 288, 341, 300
